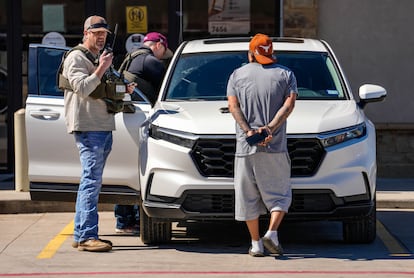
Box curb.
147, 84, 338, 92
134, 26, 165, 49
376, 192, 414, 209
0, 191, 114, 214
0, 200, 114, 214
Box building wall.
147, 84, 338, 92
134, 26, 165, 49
318, 0, 414, 125
376, 128, 414, 178
283, 0, 414, 178
283, 0, 318, 38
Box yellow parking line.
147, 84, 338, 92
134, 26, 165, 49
376, 220, 412, 257
37, 220, 74, 259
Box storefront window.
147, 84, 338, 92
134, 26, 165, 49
104, 0, 278, 57
105, 0, 168, 59
183, 0, 277, 40
22, 0, 85, 48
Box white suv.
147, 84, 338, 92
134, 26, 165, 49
26, 38, 386, 245
139, 37, 386, 244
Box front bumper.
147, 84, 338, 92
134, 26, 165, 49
143, 187, 375, 222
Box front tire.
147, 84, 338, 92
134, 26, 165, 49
139, 204, 172, 245
342, 201, 376, 243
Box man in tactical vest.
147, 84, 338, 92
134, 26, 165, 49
62, 15, 135, 252
114, 32, 172, 235
120, 32, 173, 105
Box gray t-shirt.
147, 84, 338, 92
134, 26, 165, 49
226, 62, 297, 156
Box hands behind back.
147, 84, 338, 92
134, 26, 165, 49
258, 125, 273, 147
257, 125, 272, 146
246, 126, 273, 146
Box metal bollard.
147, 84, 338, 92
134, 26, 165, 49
14, 108, 29, 192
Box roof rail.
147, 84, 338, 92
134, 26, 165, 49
203, 37, 250, 44
273, 37, 305, 43
203, 37, 305, 45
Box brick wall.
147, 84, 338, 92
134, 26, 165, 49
283, 0, 318, 38
377, 128, 414, 178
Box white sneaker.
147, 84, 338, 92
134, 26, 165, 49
248, 239, 264, 257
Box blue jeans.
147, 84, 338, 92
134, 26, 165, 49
114, 204, 139, 229
73, 131, 112, 242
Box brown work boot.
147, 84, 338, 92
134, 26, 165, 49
72, 239, 113, 248
77, 239, 112, 252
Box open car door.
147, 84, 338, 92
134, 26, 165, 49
26, 44, 150, 203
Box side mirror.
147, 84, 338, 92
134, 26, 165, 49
358, 84, 387, 108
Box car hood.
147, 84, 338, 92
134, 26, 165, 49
151, 101, 235, 134
151, 100, 364, 135
287, 100, 364, 134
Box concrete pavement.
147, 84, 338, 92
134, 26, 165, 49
1, 173, 414, 214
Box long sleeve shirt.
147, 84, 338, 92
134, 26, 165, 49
63, 46, 115, 133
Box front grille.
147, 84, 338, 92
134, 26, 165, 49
191, 138, 325, 177
191, 138, 235, 177
288, 138, 325, 177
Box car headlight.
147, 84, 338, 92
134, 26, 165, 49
149, 125, 198, 149
319, 122, 366, 148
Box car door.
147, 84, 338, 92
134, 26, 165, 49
25, 44, 150, 202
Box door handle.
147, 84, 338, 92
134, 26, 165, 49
29, 110, 60, 121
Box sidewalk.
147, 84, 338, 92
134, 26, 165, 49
0, 173, 114, 213
375, 177, 414, 209
1, 173, 414, 214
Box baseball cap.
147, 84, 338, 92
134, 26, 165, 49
249, 33, 276, 65
143, 32, 173, 59
84, 15, 111, 33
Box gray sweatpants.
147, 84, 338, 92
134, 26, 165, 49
234, 152, 292, 221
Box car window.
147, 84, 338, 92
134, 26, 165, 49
165, 51, 347, 101
277, 52, 346, 99
37, 47, 66, 97
165, 52, 247, 101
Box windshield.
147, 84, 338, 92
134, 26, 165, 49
164, 51, 347, 101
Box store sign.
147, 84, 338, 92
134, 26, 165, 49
125, 33, 145, 53
42, 32, 66, 47
126, 6, 148, 34
208, 0, 250, 34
